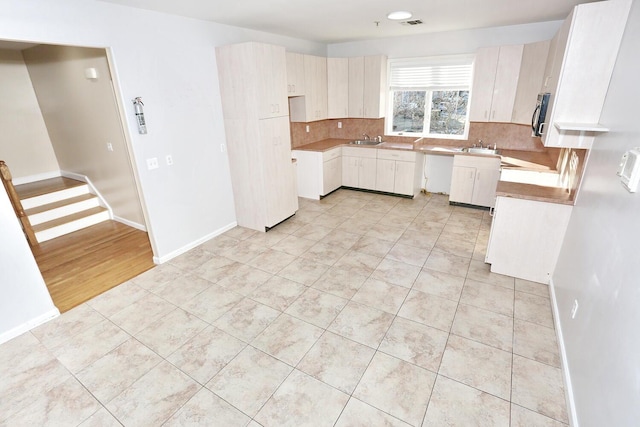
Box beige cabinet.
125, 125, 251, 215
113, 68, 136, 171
348, 55, 387, 118
469, 45, 523, 123
342, 147, 377, 190
291, 147, 341, 199
327, 58, 349, 119
286, 52, 305, 96
322, 153, 342, 195
511, 40, 550, 125
216, 42, 297, 231
375, 150, 420, 196
540, 1, 630, 148
486, 196, 572, 283
290, 55, 327, 122
449, 155, 501, 207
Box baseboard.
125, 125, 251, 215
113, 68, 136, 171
113, 216, 146, 232
0, 308, 60, 345
11, 170, 61, 186
549, 278, 579, 427
153, 221, 238, 264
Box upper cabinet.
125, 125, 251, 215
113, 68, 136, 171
511, 40, 550, 125
286, 52, 305, 96
217, 42, 288, 120
469, 45, 523, 123
327, 57, 349, 119
541, 1, 631, 148
348, 55, 387, 119
290, 55, 328, 122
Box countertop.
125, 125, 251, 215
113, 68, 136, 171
293, 138, 572, 205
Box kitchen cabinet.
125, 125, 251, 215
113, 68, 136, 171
486, 196, 572, 283
327, 58, 349, 118
342, 147, 377, 190
286, 52, 305, 96
449, 155, 501, 207
289, 54, 328, 122
216, 42, 297, 231
540, 1, 630, 149
348, 55, 387, 118
511, 40, 550, 125
469, 45, 523, 123
375, 150, 421, 196
291, 147, 342, 199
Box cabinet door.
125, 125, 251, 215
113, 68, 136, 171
260, 117, 297, 227
327, 58, 349, 118
376, 159, 396, 193
490, 45, 523, 122
394, 161, 416, 196
471, 167, 500, 208
359, 157, 377, 190
286, 52, 305, 96
449, 166, 476, 204
322, 157, 342, 195
342, 156, 360, 187
469, 47, 499, 122
512, 40, 550, 125
348, 57, 364, 118
257, 44, 288, 120
363, 55, 387, 118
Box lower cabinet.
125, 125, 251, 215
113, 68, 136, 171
294, 146, 422, 199
375, 150, 421, 196
342, 147, 377, 191
486, 196, 572, 283
449, 155, 501, 207
292, 147, 341, 199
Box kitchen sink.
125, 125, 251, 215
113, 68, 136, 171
463, 147, 501, 155
348, 140, 382, 146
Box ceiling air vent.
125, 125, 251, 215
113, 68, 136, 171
400, 19, 423, 26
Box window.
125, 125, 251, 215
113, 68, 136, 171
386, 55, 474, 139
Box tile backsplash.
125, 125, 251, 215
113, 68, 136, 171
290, 118, 548, 152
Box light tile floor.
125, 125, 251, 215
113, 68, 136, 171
0, 189, 569, 426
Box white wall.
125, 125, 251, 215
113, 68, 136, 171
0, 187, 59, 344
0, 49, 59, 179
552, 1, 640, 425
0, 0, 325, 262
328, 20, 562, 58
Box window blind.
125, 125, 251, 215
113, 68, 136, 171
389, 55, 474, 90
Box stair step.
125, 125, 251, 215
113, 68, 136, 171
22, 184, 90, 210
26, 194, 101, 225
34, 207, 110, 243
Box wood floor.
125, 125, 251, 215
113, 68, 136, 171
31, 220, 155, 313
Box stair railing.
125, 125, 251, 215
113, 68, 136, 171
0, 160, 37, 246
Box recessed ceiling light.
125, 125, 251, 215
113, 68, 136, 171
387, 11, 412, 20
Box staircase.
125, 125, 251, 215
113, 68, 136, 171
16, 177, 110, 243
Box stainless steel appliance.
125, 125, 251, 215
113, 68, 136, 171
532, 92, 550, 137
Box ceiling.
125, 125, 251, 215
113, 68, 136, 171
98, 0, 598, 43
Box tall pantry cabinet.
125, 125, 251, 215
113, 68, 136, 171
216, 42, 298, 231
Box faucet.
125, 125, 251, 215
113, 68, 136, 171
362, 133, 370, 141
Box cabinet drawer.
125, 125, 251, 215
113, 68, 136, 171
341, 147, 377, 158
453, 154, 501, 169
322, 147, 341, 162
377, 149, 416, 162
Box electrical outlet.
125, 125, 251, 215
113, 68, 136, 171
220, 144, 226, 153
338, 121, 342, 129
305, 125, 310, 133
571, 299, 579, 319
106, 142, 113, 152
146, 157, 159, 170
166, 155, 173, 166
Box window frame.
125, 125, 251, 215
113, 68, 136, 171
385, 55, 474, 140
